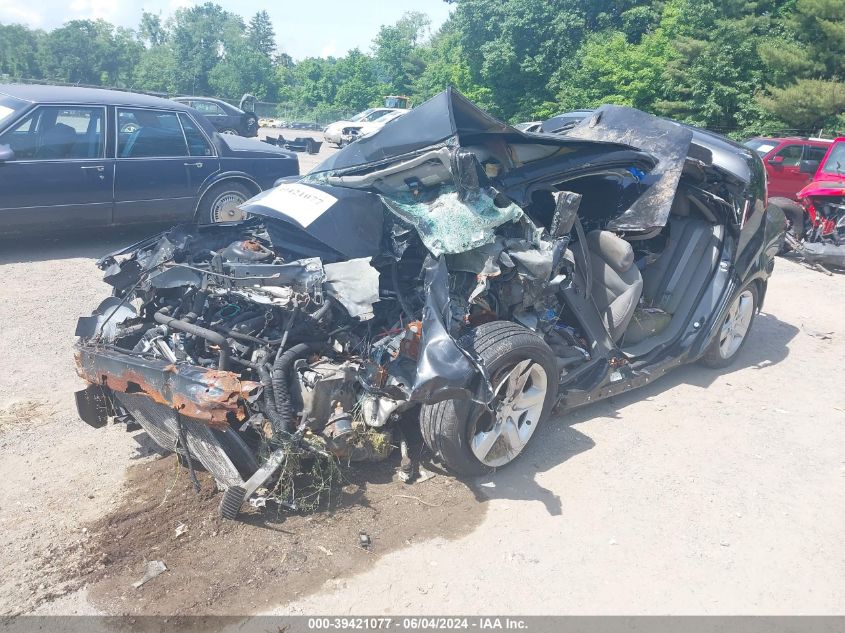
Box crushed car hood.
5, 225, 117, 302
798, 180, 845, 199
241, 183, 384, 261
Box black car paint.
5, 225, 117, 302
74, 90, 785, 478
171, 96, 258, 138
0, 85, 298, 232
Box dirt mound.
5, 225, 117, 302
67, 451, 485, 615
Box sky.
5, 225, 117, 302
0, 0, 454, 60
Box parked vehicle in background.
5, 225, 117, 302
340, 109, 407, 145
384, 95, 413, 109
743, 137, 831, 200
171, 96, 259, 137
778, 138, 845, 267
259, 118, 284, 128
0, 84, 298, 232
323, 107, 407, 146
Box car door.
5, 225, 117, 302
191, 100, 232, 133
0, 104, 112, 231
113, 107, 210, 224
765, 142, 805, 198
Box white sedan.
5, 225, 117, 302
324, 107, 408, 146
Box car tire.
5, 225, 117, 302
700, 283, 758, 369
419, 321, 559, 477
220, 128, 239, 135
197, 182, 252, 224
768, 197, 805, 252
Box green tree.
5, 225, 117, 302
37, 20, 141, 86
139, 12, 166, 47
0, 24, 44, 79
758, 0, 845, 130
373, 11, 431, 96
168, 3, 243, 94
247, 10, 276, 58
333, 49, 384, 111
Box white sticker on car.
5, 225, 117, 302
256, 183, 338, 227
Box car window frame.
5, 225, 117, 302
115, 106, 201, 160
803, 144, 829, 163
0, 103, 108, 163
772, 142, 803, 166
192, 100, 226, 117
178, 111, 218, 158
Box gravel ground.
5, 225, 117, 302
0, 146, 842, 615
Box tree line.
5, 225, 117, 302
1, 0, 843, 137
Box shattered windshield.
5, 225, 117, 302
380, 186, 524, 256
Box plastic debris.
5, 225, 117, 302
358, 531, 371, 549
132, 560, 167, 588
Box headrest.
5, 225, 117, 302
587, 230, 635, 273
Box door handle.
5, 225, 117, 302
184, 162, 204, 168
80, 165, 104, 171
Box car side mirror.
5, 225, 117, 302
0, 144, 14, 162
799, 159, 820, 174
769, 155, 784, 165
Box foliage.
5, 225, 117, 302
1, 1, 843, 136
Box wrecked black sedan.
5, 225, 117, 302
74, 89, 785, 518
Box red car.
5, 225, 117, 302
795, 138, 845, 244
744, 137, 831, 200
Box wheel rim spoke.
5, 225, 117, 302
471, 428, 500, 462
471, 359, 547, 468
719, 290, 753, 359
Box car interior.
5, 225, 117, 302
530, 174, 724, 358
118, 110, 189, 158
0, 106, 104, 160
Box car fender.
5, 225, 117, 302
194, 171, 263, 217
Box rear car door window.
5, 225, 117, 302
773, 144, 803, 166
179, 113, 214, 157
804, 146, 828, 162
118, 109, 189, 158
193, 101, 225, 116
0, 106, 104, 160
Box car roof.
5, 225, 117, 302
173, 96, 224, 104
172, 96, 242, 113
0, 83, 193, 111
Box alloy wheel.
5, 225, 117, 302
719, 289, 754, 359
470, 359, 548, 468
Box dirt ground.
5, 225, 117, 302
0, 143, 843, 615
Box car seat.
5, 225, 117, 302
582, 230, 644, 342
35, 123, 76, 159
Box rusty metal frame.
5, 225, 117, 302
74, 345, 260, 427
